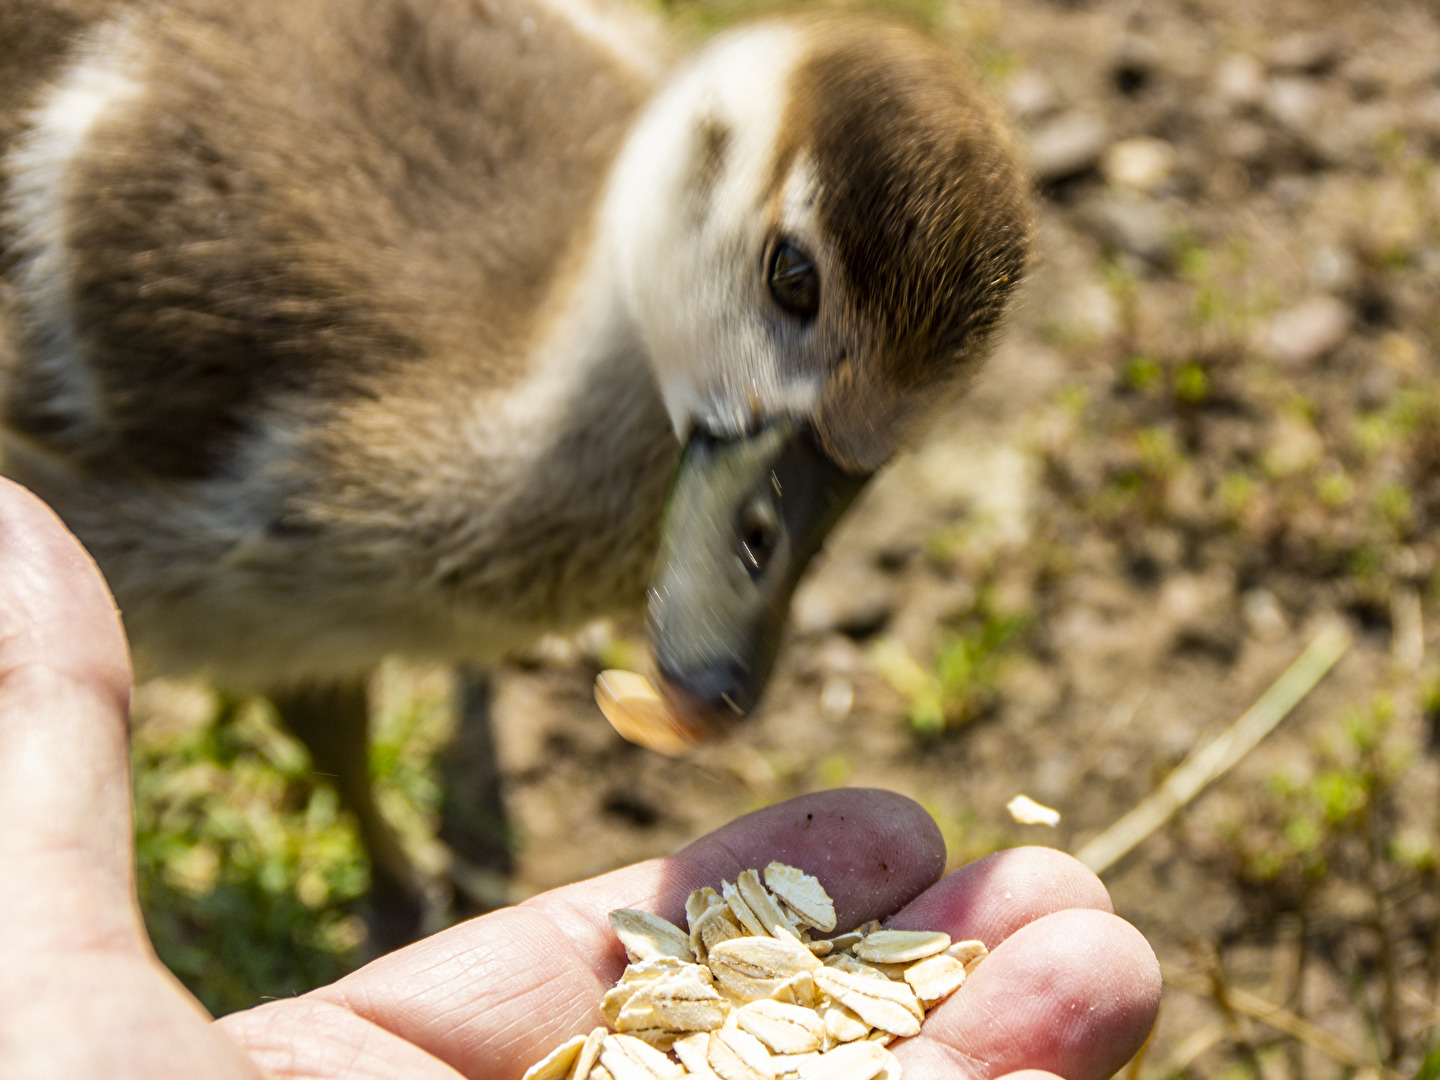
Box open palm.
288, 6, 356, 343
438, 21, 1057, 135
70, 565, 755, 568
0, 479, 1160, 1080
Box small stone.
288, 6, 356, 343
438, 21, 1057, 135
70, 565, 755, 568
1265, 30, 1342, 74
791, 565, 896, 639
1223, 121, 1268, 163
1307, 245, 1357, 292
1005, 69, 1059, 121
1029, 112, 1108, 182
1242, 589, 1288, 641
1083, 194, 1173, 265
1265, 77, 1322, 131
1215, 54, 1265, 109
1101, 137, 1175, 193
1263, 415, 1325, 478
1261, 296, 1352, 368
818, 677, 854, 722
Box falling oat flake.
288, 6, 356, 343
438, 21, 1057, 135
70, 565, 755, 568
1006, 795, 1061, 827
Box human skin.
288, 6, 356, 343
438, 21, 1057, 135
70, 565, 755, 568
0, 478, 1161, 1080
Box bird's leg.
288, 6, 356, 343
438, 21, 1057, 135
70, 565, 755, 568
436, 668, 514, 916
271, 681, 436, 955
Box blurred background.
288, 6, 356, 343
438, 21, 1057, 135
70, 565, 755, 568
129, 0, 1440, 1076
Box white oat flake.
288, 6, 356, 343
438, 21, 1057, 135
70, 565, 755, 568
524, 862, 987, 1080
1005, 794, 1061, 827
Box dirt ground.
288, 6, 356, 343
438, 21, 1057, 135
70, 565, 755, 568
478, 0, 1440, 1075
129, 0, 1440, 1074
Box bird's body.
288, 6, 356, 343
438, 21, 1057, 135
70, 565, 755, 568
2, 0, 677, 688
0, 0, 1029, 940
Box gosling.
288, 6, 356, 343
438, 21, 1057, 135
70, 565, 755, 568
0, 0, 1031, 944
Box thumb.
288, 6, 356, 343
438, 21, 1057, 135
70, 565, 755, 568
0, 477, 136, 953
0, 479, 259, 1079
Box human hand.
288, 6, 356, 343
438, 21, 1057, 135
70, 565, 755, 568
0, 478, 1160, 1080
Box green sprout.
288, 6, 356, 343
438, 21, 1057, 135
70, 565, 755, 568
871, 597, 1028, 737
1123, 355, 1163, 393
1174, 362, 1210, 405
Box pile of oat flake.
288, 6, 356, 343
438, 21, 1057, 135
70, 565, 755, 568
523, 862, 987, 1080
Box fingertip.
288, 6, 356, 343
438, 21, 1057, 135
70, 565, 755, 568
0, 480, 140, 960
678, 788, 946, 929
889, 845, 1112, 944
523, 788, 948, 971
982, 909, 1160, 1080
910, 908, 1159, 1080
0, 479, 131, 711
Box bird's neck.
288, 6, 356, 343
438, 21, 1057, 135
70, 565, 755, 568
445, 223, 676, 626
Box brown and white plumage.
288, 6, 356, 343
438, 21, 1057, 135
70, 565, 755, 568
3, 0, 676, 688
0, 0, 1029, 938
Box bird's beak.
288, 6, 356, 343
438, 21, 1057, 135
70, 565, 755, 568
646, 417, 871, 740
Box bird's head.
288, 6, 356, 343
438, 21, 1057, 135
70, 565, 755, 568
603, 15, 1031, 740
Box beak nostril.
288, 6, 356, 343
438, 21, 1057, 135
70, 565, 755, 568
653, 651, 758, 727
737, 498, 779, 576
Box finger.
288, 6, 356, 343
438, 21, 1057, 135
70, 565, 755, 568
886, 845, 1114, 944
885, 848, 1155, 1080
0, 480, 259, 1078
275, 789, 944, 1080
525, 784, 948, 974
0, 478, 136, 954
219, 997, 468, 1080
897, 909, 1160, 1080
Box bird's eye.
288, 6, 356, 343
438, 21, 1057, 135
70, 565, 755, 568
767, 239, 820, 319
